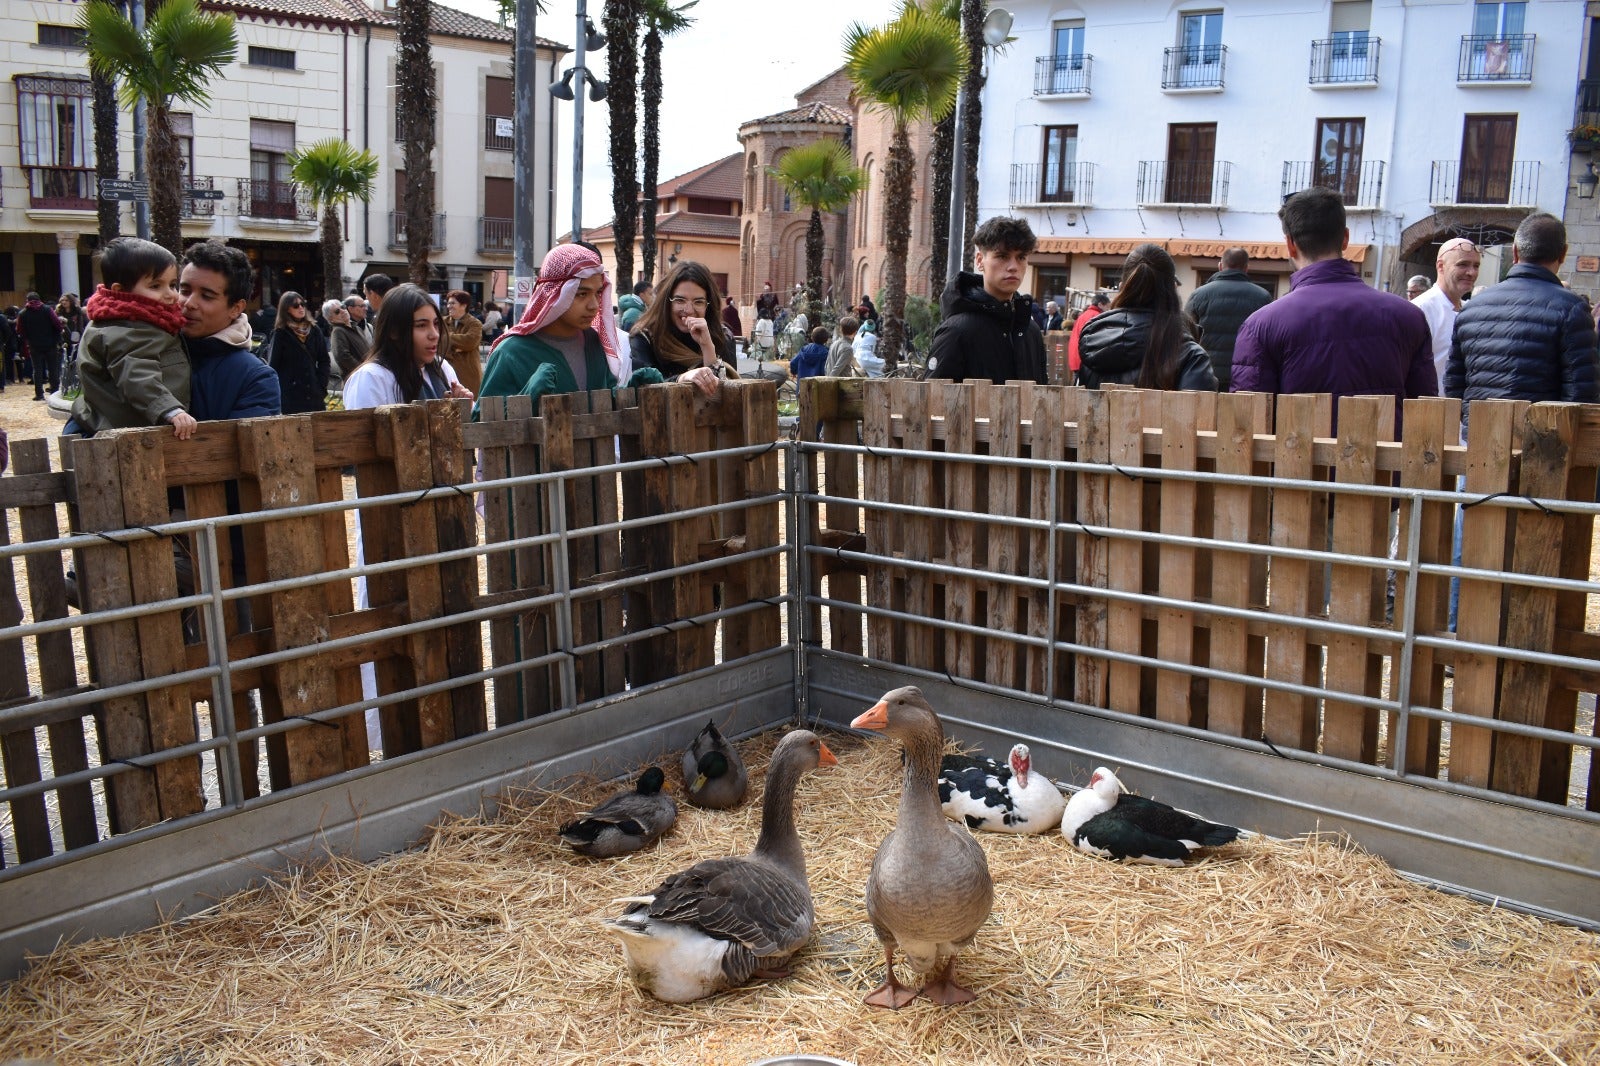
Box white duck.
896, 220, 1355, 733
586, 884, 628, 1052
852, 686, 994, 1008
1062, 766, 1242, 866
939, 743, 1066, 834
601, 730, 836, 1003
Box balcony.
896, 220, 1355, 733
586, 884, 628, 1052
237, 178, 314, 222
1308, 37, 1380, 86
180, 176, 217, 220
1577, 80, 1600, 129
389, 210, 447, 251
24, 166, 95, 210
484, 113, 513, 151
479, 216, 514, 255
1161, 44, 1226, 91
1457, 34, 1535, 84
1281, 160, 1385, 210
1033, 54, 1093, 96
1137, 160, 1231, 206
1429, 160, 1540, 208
1009, 162, 1094, 207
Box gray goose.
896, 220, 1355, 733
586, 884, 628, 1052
852, 686, 994, 1008
558, 766, 677, 858
602, 730, 837, 1002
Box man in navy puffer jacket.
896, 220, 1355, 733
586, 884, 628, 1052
1444, 212, 1599, 434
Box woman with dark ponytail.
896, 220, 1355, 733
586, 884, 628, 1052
1076, 243, 1217, 391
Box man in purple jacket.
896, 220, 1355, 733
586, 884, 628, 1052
1231, 187, 1435, 431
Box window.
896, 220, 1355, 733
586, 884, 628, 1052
1044, 19, 1089, 93
37, 24, 86, 49
1166, 122, 1216, 203
14, 73, 95, 207
1095, 266, 1123, 290
1315, 118, 1365, 204
248, 118, 296, 218
1053, 20, 1085, 66
1474, 1, 1526, 37
485, 76, 513, 151
171, 112, 195, 179
1039, 126, 1079, 203
1181, 11, 1223, 64
247, 46, 296, 70
481, 176, 513, 253
1331, 1, 1371, 59
686, 196, 728, 215
1466, 1, 1530, 79
1459, 114, 1516, 204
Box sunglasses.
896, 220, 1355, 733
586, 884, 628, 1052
288, 301, 304, 309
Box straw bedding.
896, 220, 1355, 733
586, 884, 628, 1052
1, 727, 1597, 1066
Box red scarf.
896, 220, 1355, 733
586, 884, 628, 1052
85, 284, 186, 335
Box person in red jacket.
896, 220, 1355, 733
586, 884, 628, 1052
1067, 292, 1108, 375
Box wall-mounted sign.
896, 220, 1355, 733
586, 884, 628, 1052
495, 117, 514, 138
514, 276, 534, 303
1576, 256, 1599, 273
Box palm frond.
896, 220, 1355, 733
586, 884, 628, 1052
80, 1, 153, 108
288, 138, 380, 209
844, 4, 966, 123
642, 0, 696, 33
770, 139, 868, 215
146, 0, 237, 107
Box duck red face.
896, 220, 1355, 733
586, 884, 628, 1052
1008, 744, 1031, 788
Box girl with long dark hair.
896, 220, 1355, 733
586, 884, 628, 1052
629, 260, 738, 396
342, 283, 472, 408
1076, 244, 1217, 391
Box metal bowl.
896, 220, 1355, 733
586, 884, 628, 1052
747, 1057, 858, 1066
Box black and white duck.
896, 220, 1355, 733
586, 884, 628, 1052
939, 743, 1066, 834
682, 719, 749, 810
1061, 766, 1241, 866
558, 766, 677, 859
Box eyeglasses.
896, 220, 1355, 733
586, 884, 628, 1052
669, 296, 709, 311
288, 301, 304, 309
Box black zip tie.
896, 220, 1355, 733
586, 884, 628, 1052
289, 714, 342, 731
1074, 521, 1105, 541
743, 439, 780, 461
1111, 464, 1142, 482
406, 484, 473, 506
1462, 490, 1555, 515
91, 526, 165, 546
1261, 734, 1287, 759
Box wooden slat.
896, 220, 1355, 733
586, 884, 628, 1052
312, 466, 367, 773
736, 380, 782, 658
897, 380, 938, 673
586, 390, 629, 694
505, 394, 553, 718
477, 393, 522, 725
1105, 389, 1146, 716
1395, 396, 1457, 775
638, 384, 700, 681
1074, 388, 1110, 708
984, 386, 1024, 691
0, 480, 51, 863
1156, 391, 1202, 727
1451, 399, 1519, 787
941, 383, 978, 681
862, 381, 897, 664
1208, 392, 1269, 738
1263, 394, 1326, 751
428, 399, 488, 738
817, 384, 864, 656
541, 392, 593, 701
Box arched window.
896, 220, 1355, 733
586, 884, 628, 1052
856, 156, 875, 245
740, 221, 755, 302
768, 148, 790, 213
744, 153, 759, 212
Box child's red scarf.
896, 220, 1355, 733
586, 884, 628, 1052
85, 284, 186, 335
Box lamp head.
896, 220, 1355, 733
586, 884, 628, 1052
981, 7, 1013, 47
584, 18, 606, 51
586, 72, 608, 101
1579, 162, 1598, 200
549, 68, 576, 100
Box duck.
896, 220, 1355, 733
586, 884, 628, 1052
558, 765, 677, 858
939, 743, 1066, 834
681, 719, 749, 810
852, 686, 994, 1009
1061, 766, 1242, 866
601, 729, 837, 1003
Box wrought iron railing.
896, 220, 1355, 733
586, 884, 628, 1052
1136, 160, 1231, 206
389, 210, 447, 250
1281, 159, 1385, 209
236, 178, 314, 221
1033, 53, 1093, 95
479, 216, 514, 255
24, 166, 95, 210
1429, 159, 1540, 207
1457, 34, 1535, 83
1009, 162, 1094, 206
1162, 44, 1227, 89
484, 114, 514, 151
1309, 36, 1380, 84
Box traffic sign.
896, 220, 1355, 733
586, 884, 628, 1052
99, 179, 149, 201
185, 187, 225, 200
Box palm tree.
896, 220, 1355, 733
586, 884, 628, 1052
638, 0, 696, 286
396, 0, 436, 286
845, 3, 965, 371
289, 139, 380, 301
79, 0, 236, 257
958, 0, 986, 266
604, 0, 641, 289
923, 0, 958, 298
771, 140, 867, 328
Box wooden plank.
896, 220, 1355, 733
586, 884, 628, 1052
313, 465, 368, 772
1451, 399, 1519, 788
1027, 386, 1065, 698
1156, 390, 1203, 727
585, 390, 628, 695
1323, 396, 1391, 764
354, 444, 408, 757
737, 381, 782, 657
1074, 388, 1110, 708
1263, 394, 1326, 751
862, 380, 897, 664
984, 385, 1024, 691
638, 384, 700, 681
0, 487, 51, 863
505, 394, 553, 718
1395, 396, 1457, 776
898, 380, 938, 673
428, 399, 488, 738
1546, 442, 1597, 805
542, 392, 594, 701
1208, 392, 1269, 738
819, 386, 864, 656
477, 393, 522, 725
1492, 404, 1579, 800
1104, 389, 1146, 716
942, 383, 978, 681
68, 433, 161, 834
236, 417, 345, 784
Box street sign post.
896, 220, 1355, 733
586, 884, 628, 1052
99, 179, 150, 202
185, 187, 225, 201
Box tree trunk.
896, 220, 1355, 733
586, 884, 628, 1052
92, 66, 120, 251
146, 103, 183, 257
321, 203, 344, 301
928, 110, 954, 299
959, 0, 985, 264
397, 0, 436, 287
879, 121, 914, 373
605, 0, 639, 290
639, 25, 663, 286
805, 207, 824, 328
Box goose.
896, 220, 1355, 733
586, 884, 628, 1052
681, 719, 749, 810
852, 686, 994, 1009
602, 729, 837, 1003
1062, 766, 1242, 866
939, 743, 1066, 834
558, 766, 677, 858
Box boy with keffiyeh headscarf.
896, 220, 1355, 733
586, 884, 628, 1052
473, 244, 663, 419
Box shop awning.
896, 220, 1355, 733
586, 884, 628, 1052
1033, 237, 1368, 263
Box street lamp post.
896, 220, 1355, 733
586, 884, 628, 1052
945, 6, 1012, 282
550, 1, 607, 246
512, 0, 539, 321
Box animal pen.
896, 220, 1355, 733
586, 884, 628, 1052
1, 377, 1598, 981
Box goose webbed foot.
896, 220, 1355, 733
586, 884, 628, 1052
863, 948, 918, 1009
919, 958, 976, 1005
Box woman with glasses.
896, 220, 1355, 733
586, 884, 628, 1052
322, 298, 367, 390
266, 290, 331, 413
629, 260, 737, 396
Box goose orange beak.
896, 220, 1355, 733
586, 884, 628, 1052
817, 741, 838, 767
850, 700, 889, 731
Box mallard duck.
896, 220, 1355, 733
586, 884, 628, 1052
682, 719, 749, 809
852, 687, 994, 1008
602, 729, 837, 1003
558, 766, 677, 858
939, 743, 1066, 834
1062, 766, 1241, 866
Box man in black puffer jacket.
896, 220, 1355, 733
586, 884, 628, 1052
928, 216, 1047, 384
1445, 213, 1599, 434
1184, 247, 1272, 390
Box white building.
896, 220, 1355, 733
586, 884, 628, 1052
978, 0, 1589, 304
1, 0, 563, 310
